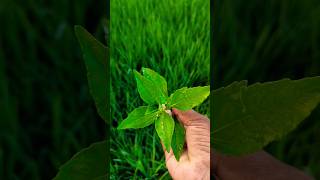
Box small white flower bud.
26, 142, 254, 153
165, 109, 172, 116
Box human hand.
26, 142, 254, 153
162, 108, 210, 180
212, 150, 314, 180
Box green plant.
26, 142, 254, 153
53, 25, 320, 179
117, 68, 210, 160
110, 0, 209, 177
212, 77, 320, 155
214, 0, 320, 178
54, 26, 108, 179
54, 23, 210, 178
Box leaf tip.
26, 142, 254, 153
166, 146, 171, 153
141, 67, 149, 74
117, 123, 124, 130
133, 69, 139, 75
74, 25, 81, 31
74, 25, 85, 37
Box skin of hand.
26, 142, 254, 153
212, 149, 314, 180
162, 108, 210, 180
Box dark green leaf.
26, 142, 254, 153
53, 141, 107, 180
168, 86, 210, 110
212, 77, 320, 155
134, 70, 159, 105
117, 106, 158, 129
155, 112, 175, 152
74, 26, 108, 123
171, 120, 185, 160
142, 67, 168, 103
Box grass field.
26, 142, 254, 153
0, 0, 106, 179
110, 0, 210, 178
214, 0, 320, 178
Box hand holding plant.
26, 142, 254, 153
117, 68, 210, 160
53, 25, 320, 179
164, 109, 210, 180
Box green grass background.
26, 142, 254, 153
214, 0, 320, 178
0, 0, 106, 179
110, 0, 210, 178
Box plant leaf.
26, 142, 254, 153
145, 105, 158, 114
53, 141, 107, 180
117, 106, 158, 129
74, 25, 108, 123
168, 86, 210, 110
171, 120, 185, 160
134, 70, 160, 105
142, 67, 168, 103
212, 77, 320, 155
155, 112, 175, 152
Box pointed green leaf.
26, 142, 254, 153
155, 112, 175, 152
171, 120, 185, 160
168, 86, 210, 110
117, 106, 158, 129
74, 26, 108, 123
134, 70, 159, 105
212, 77, 320, 155
142, 67, 168, 103
53, 141, 107, 180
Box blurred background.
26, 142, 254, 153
110, 0, 209, 179
214, 0, 320, 178
0, 0, 106, 179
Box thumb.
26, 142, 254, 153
172, 109, 210, 162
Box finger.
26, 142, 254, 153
173, 108, 210, 161
212, 150, 222, 180
213, 174, 221, 180
211, 149, 221, 174
172, 108, 194, 125
172, 108, 209, 126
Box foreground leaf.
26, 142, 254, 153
54, 141, 107, 180
155, 112, 175, 152
134, 70, 159, 105
117, 106, 158, 129
171, 120, 185, 160
168, 86, 210, 110
212, 77, 320, 155
142, 67, 168, 103
75, 26, 108, 123
145, 105, 158, 114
